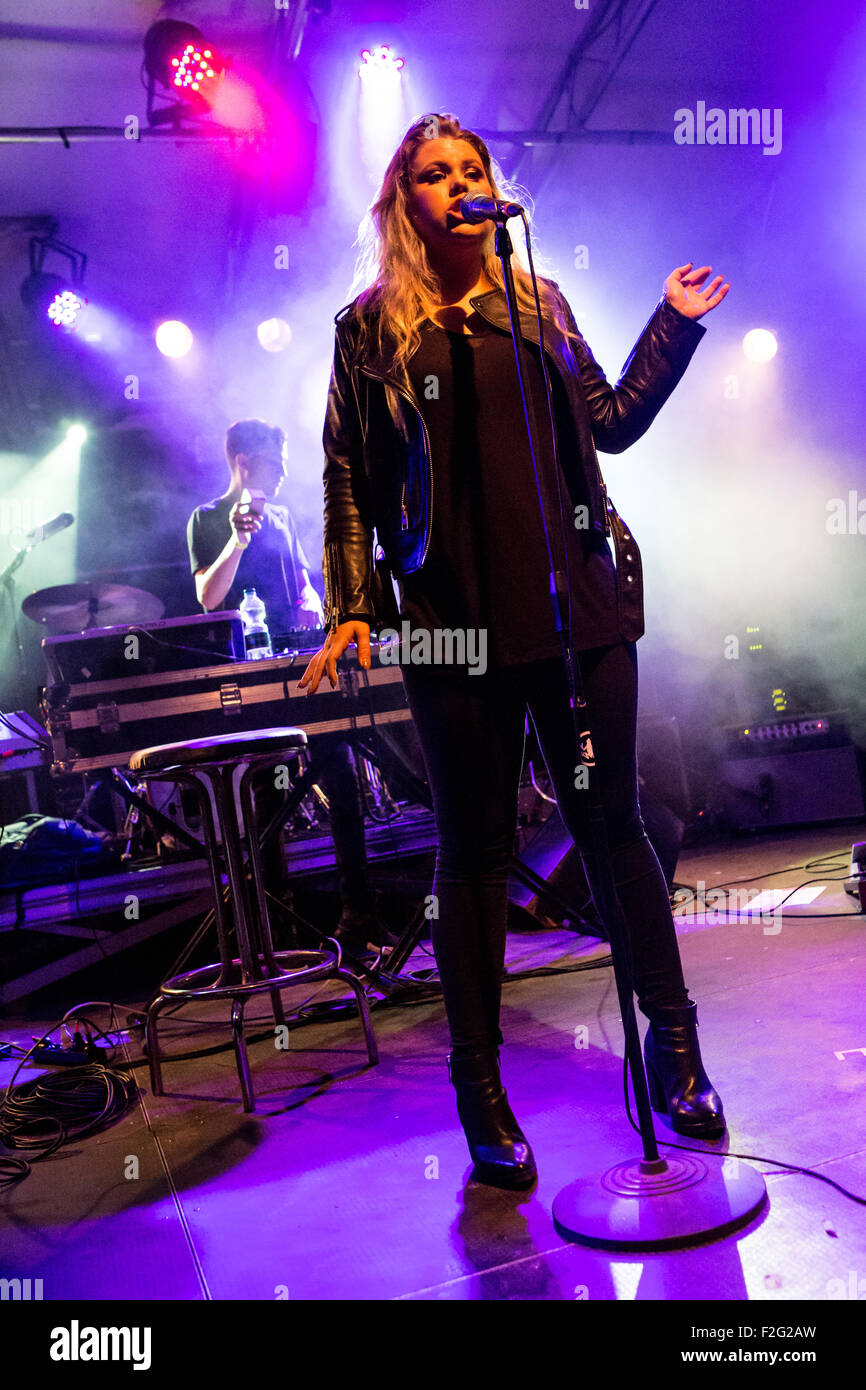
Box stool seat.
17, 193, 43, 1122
129, 725, 307, 773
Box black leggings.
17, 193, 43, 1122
401, 640, 691, 1055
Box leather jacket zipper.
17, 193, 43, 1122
359, 363, 433, 558
600, 480, 611, 536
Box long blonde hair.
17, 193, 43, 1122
347, 112, 576, 375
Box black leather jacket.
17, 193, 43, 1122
320, 280, 706, 642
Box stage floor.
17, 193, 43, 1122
1, 819, 865, 1301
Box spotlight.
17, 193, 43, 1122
143, 20, 226, 126
155, 320, 194, 358
257, 318, 292, 352
359, 45, 405, 82
48, 288, 86, 329
357, 44, 408, 179
21, 272, 85, 331
742, 328, 778, 363
20, 235, 88, 334
66, 424, 88, 445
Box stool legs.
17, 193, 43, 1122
169, 769, 235, 987
149, 983, 283, 1112
145, 993, 171, 1097
239, 763, 285, 979
211, 765, 261, 985
239, 763, 379, 1070
271, 990, 287, 1029
333, 966, 379, 1066
230, 997, 255, 1112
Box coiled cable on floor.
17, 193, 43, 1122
0, 1005, 136, 1189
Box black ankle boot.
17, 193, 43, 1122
643, 1001, 726, 1139
447, 1048, 537, 1189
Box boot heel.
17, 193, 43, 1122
642, 1003, 726, 1139
448, 1049, 537, 1190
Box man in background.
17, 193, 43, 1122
188, 418, 323, 631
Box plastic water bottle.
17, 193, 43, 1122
239, 588, 273, 660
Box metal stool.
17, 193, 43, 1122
129, 726, 379, 1111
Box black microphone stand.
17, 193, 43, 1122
491, 213, 765, 1248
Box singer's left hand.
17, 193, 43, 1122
663, 263, 730, 320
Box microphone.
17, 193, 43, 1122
23, 513, 75, 547
458, 194, 523, 224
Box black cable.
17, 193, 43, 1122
0, 710, 50, 751
0, 1004, 135, 1188
125, 624, 241, 664
804, 852, 853, 869
672, 871, 861, 922
675, 847, 852, 895
277, 943, 614, 1024
353, 661, 403, 841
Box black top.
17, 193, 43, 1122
397, 319, 621, 664
186, 494, 312, 633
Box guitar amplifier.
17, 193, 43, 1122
715, 712, 865, 828
40, 643, 412, 775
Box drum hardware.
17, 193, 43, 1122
357, 753, 402, 823
22, 582, 165, 634
119, 776, 202, 860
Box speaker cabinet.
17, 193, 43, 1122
718, 745, 864, 829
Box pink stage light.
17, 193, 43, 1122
144, 20, 225, 115
170, 44, 220, 94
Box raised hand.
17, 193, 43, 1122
664, 263, 730, 320
228, 500, 262, 547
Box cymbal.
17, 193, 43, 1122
22, 582, 165, 634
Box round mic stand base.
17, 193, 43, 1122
552, 1150, 767, 1252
